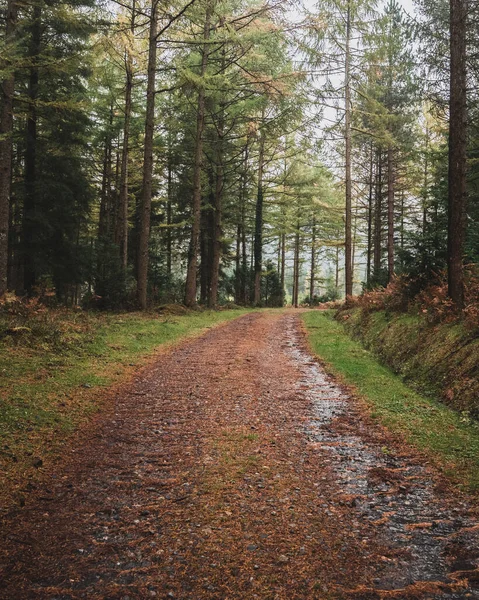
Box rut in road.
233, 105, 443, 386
0, 310, 478, 600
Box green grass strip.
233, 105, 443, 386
302, 310, 479, 492
0, 309, 251, 474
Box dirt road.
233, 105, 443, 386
0, 311, 478, 599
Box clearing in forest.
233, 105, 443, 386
0, 311, 478, 599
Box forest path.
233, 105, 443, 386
0, 310, 478, 599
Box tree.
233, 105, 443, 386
137, 0, 159, 309
0, 0, 17, 296
184, 0, 213, 307
447, 0, 467, 307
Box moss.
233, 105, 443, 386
338, 308, 479, 418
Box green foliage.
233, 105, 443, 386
8, 0, 96, 299
303, 286, 340, 306
262, 261, 284, 307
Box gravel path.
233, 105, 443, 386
0, 310, 477, 599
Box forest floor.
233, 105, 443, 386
1, 310, 478, 599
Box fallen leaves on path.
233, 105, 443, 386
0, 311, 477, 599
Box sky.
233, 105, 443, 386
398, 0, 416, 18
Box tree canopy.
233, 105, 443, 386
0, 0, 476, 309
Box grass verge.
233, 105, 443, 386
0, 307, 250, 507
302, 310, 479, 492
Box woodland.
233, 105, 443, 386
0, 0, 477, 312
3, 1, 479, 594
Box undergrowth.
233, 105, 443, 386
335, 271, 479, 417
303, 310, 479, 492
344, 268, 479, 330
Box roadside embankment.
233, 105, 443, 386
303, 310, 479, 491
337, 307, 479, 418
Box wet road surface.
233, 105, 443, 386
0, 311, 478, 599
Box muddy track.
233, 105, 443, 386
0, 311, 477, 599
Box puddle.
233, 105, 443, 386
285, 316, 479, 597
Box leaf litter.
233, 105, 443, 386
0, 311, 477, 599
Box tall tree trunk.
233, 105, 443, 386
9, 171, 21, 291
352, 207, 358, 291
387, 145, 395, 282
447, 0, 467, 308
240, 141, 248, 304
235, 222, 241, 303
117, 2, 135, 271
344, 0, 353, 298
253, 127, 265, 305
184, 2, 213, 307
241, 224, 247, 304
373, 150, 382, 277
280, 151, 287, 305
277, 236, 281, 273
137, 0, 158, 309
335, 245, 339, 291
166, 149, 172, 278
0, 0, 17, 296
111, 135, 121, 235
208, 106, 224, 308
200, 172, 214, 304
199, 198, 211, 304
366, 142, 374, 286
293, 223, 300, 308
23, 3, 41, 294
292, 237, 297, 307
235, 146, 247, 304
98, 105, 113, 241
422, 124, 429, 238
309, 216, 316, 304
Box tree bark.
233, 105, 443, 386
253, 127, 265, 305
208, 84, 225, 307
366, 141, 374, 286
235, 145, 247, 304
117, 1, 135, 271
166, 148, 172, 278
98, 104, 113, 241
199, 192, 212, 304
293, 223, 300, 308
447, 0, 467, 308
344, 0, 353, 298
387, 145, 394, 282
0, 0, 17, 296
241, 142, 248, 304
335, 245, 339, 291
422, 124, 429, 238
137, 0, 158, 309
235, 222, 241, 303
23, 3, 42, 294
373, 149, 382, 278
309, 216, 316, 304
184, 2, 213, 307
